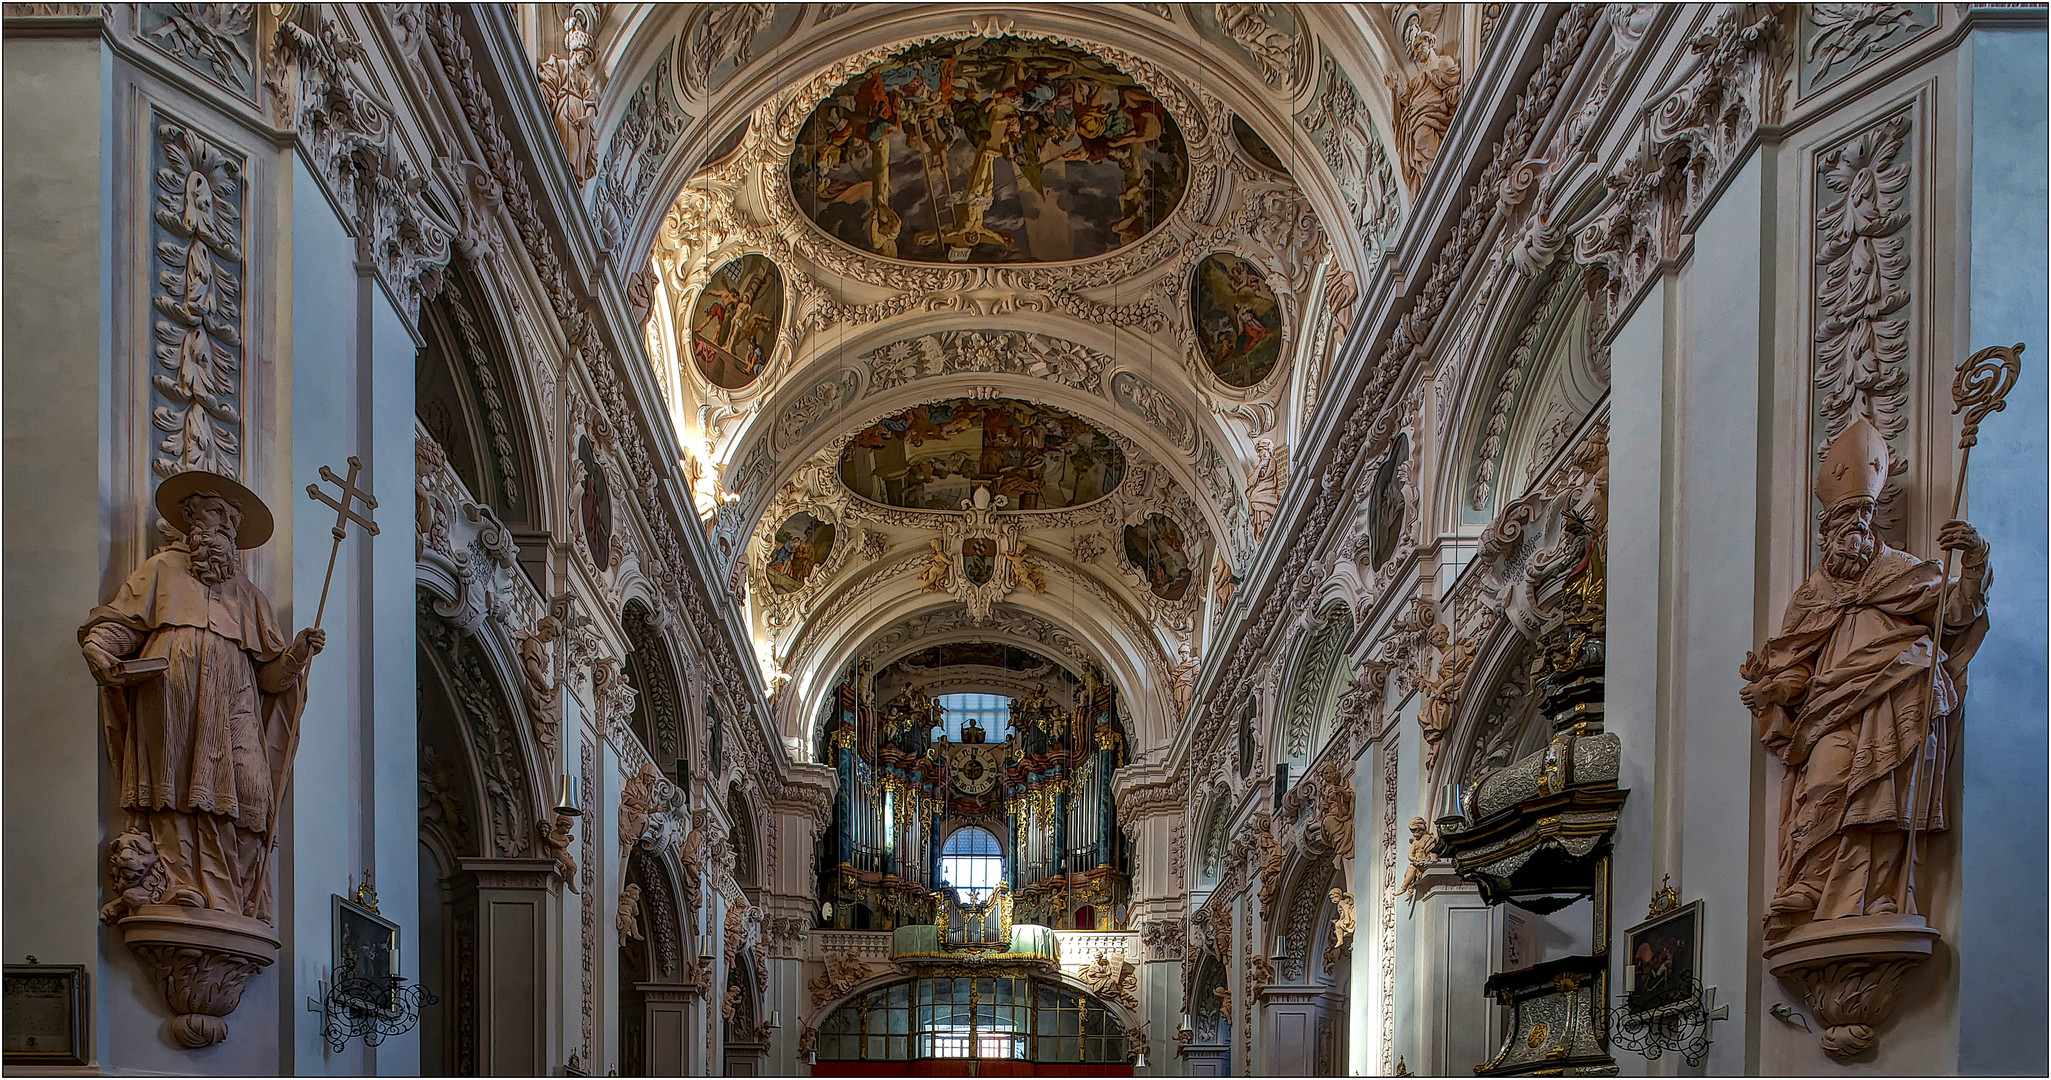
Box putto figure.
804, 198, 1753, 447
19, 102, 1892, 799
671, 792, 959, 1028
81, 471, 324, 923
1741, 419, 1990, 941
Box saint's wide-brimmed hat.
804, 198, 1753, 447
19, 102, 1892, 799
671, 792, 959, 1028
154, 470, 275, 548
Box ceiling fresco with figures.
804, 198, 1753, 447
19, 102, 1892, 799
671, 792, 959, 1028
561, 2, 1484, 752
840, 397, 1126, 510
790, 36, 1190, 263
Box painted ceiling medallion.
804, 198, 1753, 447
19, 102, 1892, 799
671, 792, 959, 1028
1124, 512, 1194, 601
1192, 252, 1284, 388
840, 397, 1126, 510
1232, 115, 1289, 174
788, 36, 1189, 264
766, 511, 835, 594
689, 254, 783, 389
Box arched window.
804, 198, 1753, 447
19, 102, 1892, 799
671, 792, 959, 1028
934, 692, 1011, 741
939, 826, 1005, 901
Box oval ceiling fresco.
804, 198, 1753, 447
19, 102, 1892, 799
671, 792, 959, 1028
839, 397, 1126, 510
766, 510, 835, 593
689, 254, 783, 389
1192, 252, 1283, 388
1232, 115, 1288, 174
1124, 513, 1194, 601
788, 36, 1189, 264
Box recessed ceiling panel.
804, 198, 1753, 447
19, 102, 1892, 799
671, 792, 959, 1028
839, 397, 1125, 510
789, 36, 1189, 264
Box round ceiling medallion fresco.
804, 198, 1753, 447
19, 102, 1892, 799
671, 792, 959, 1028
689, 255, 783, 389
789, 36, 1189, 264
1124, 513, 1194, 601
839, 397, 1125, 510
765, 511, 835, 593
1191, 252, 1283, 388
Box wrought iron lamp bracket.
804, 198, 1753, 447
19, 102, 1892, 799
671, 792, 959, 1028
312, 959, 438, 1053
1607, 978, 1727, 1067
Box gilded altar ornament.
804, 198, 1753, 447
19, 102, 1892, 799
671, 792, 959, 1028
82, 471, 325, 1048
1745, 407, 1999, 1058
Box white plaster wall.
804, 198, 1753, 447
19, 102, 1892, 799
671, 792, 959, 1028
1957, 23, 2050, 1077
1604, 274, 1669, 1078
1, 29, 113, 1069
281, 150, 369, 1074
1677, 153, 1772, 1077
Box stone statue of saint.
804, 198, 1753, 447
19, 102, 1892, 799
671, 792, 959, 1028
537, 6, 601, 183
1386, 19, 1463, 191
80, 472, 323, 924
1741, 418, 1989, 941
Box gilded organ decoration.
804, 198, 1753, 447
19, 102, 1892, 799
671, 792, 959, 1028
689, 255, 784, 390
1191, 252, 1285, 388
789, 36, 1189, 263
839, 398, 1125, 510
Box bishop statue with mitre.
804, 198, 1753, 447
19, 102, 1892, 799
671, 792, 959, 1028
79, 471, 323, 925
1741, 417, 1990, 941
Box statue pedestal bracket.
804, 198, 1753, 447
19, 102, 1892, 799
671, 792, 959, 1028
118, 904, 281, 1048
1763, 913, 1938, 1059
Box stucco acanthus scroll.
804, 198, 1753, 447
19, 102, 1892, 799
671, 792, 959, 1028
681, 5, 774, 95
1812, 111, 1913, 531
1573, 7, 1791, 324
142, 4, 258, 95
1300, 49, 1402, 260
147, 119, 247, 483
273, 7, 452, 324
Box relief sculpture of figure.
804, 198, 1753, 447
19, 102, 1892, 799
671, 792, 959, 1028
81, 472, 324, 924
1741, 419, 1990, 941
537, 5, 601, 183
1385, 16, 1462, 191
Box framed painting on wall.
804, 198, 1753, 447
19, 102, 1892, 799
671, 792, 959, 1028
1623, 897, 1702, 1016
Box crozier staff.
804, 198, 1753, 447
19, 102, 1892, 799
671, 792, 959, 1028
80, 471, 323, 922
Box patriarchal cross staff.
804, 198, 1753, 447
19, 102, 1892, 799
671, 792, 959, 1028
306, 454, 381, 634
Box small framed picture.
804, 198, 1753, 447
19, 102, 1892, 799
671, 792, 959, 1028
4, 963, 88, 1065
333, 893, 401, 1017
1623, 898, 1702, 1016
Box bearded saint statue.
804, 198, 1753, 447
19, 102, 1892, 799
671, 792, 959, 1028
1740, 418, 1989, 942
80, 472, 323, 924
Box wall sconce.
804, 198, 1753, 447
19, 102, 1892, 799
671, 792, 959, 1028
767, 1010, 782, 1029
554, 772, 583, 817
